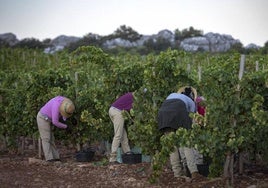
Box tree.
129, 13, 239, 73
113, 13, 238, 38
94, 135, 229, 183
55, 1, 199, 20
0, 39, 10, 48
143, 37, 172, 54
112, 25, 142, 42
66, 33, 102, 52
261, 41, 268, 54
227, 42, 245, 54
14, 38, 46, 49
174, 26, 203, 41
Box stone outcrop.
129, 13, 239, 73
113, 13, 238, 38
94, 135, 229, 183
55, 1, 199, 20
180, 32, 241, 52
0, 30, 262, 53
44, 35, 80, 54
0, 33, 19, 46
102, 30, 243, 53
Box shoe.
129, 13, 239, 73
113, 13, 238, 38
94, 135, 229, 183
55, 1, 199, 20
175, 175, 191, 183
191, 172, 206, 182
174, 171, 186, 177
109, 161, 121, 165
125, 151, 134, 155
174, 170, 191, 182
47, 159, 61, 162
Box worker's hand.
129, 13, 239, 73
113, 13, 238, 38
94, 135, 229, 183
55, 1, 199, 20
65, 125, 73, 134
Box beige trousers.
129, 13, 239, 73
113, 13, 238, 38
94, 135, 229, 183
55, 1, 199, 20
108, 107, 130, 162
170, 146, 198, 177
37, 111, 60, 161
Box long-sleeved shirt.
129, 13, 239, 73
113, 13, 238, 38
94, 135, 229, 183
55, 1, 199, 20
40, 96, 67, 129
111, 92, 133, 111
166, 93, 196, 113
196, 96, 206, 116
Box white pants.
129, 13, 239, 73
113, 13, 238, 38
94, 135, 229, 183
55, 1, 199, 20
108, 107, 130, 162
37, 112, 59, 161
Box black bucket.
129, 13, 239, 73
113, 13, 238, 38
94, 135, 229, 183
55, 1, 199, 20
184, 163, 210, 177
197, 164, 209, 177
122, 153, 142, 164
75, 149, 95, 162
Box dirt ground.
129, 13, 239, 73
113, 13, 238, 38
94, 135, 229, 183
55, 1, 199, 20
0, 146, 268, 188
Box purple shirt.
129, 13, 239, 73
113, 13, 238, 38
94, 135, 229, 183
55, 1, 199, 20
40, 96, 67, 129
111, 92, 133, 111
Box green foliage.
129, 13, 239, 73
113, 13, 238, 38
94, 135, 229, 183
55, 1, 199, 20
174, 26, 203, 41
0, 39, 10, 48
261, 41, 268, 54
128, 49, 198, 181
143, 38, 173, 54
228, 42, 244, 54
112, 25, 142, 42
66, 33, 102, 52
198, 54, 268, 175
14, 37, 47, 49
0, 46, 268, 181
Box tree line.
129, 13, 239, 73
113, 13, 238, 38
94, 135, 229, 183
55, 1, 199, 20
1, 25, 268, 55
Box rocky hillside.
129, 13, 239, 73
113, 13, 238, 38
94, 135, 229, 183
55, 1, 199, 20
0, 30, 260, 53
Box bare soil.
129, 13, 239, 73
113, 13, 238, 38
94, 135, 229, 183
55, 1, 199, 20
0, 146, 268, 188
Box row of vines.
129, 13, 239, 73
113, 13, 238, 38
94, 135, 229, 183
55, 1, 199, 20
0, 46, 268, 184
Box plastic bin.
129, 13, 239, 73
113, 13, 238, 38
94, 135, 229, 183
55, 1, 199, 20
197, 164, 209, 177
121, 153, 142, 164
75, 149, 95, 162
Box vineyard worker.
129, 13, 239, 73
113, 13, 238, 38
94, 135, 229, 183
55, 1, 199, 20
108, 92, 133, 164
36, 96, 75, 162
187, 96, 207, 165
196, 96, 206, 117
157, 86, 204, 181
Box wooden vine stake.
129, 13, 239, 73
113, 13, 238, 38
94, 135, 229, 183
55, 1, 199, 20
224, 54, 245, 187
198, 63, 202, 82
255, 61, 259, 71
20, 136, 25, 155
32, 135, 36, 150
238, 55, 246, 177
38, 137, 42, 159
238, 55, 245, 81
187, 63, 191, 74
237, 60, 261, 174
75, 72, 81, 151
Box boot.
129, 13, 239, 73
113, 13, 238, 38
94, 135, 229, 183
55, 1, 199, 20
174, 170, 192, 182
191, 172, 206, 182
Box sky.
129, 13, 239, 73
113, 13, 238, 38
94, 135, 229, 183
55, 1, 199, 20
0, 0, 267, 46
